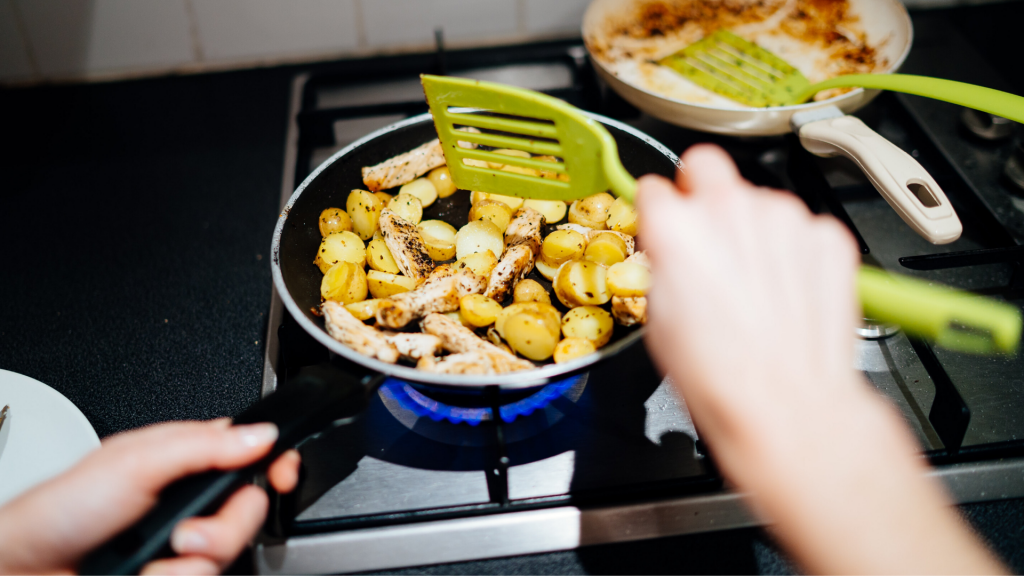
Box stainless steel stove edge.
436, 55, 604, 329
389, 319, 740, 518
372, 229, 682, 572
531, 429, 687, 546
253, 456, 1024, 575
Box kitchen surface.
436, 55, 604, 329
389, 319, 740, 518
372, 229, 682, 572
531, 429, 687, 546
3, 1, 1024, 574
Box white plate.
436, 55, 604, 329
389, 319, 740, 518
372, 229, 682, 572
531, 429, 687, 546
0, 369, 100, 506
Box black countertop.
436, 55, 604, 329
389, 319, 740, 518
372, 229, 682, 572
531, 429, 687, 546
2, 3, 1023, 573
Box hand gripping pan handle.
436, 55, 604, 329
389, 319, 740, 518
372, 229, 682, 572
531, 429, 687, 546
79, 365, 383, 575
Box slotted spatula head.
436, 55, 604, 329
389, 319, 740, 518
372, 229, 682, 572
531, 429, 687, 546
658, 29, 811, 107
421, 74, 637, 202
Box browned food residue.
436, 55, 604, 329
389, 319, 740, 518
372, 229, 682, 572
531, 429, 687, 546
617, 0, 784, 38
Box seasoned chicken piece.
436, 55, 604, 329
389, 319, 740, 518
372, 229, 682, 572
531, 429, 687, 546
379, 209, 434, 282
420, 313, 534, 372
417, 352, 496, 375
611, 296, 647, 326
625, 249, 649, 269
376, 269, 486, 329
384, 332, 442, 360
322, 301, 399, 363
484, 244, 534, 303
556, 223, 635, 255
505, 207, 545, 256
360, 128, 481, 191
426, 263, 455, 282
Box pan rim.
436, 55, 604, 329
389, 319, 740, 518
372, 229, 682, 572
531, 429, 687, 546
271, 110, 678, 389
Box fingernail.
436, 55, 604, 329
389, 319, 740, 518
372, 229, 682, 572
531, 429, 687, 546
235, 423, 278, 448
171, 526, 207, 554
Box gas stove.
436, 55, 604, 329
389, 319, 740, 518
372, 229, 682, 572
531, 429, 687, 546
255, 17, 1024, 574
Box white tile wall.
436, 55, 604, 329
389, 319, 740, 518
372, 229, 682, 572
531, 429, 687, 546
524, 0, 590, 36
0, 0, 35, 81
192, 0, 359, 62
16, 0, 193, 79
362, 0, 520, 50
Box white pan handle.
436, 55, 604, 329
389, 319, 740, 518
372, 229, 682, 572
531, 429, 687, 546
796, 114, 962, 245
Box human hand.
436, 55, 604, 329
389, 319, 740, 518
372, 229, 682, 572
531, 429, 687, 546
0, 419, 301, 575
636, 144, 1004, 574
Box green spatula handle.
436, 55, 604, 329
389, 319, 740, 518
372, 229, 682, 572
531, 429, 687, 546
796, 74, 1024, 123
858, 265, 1021, 354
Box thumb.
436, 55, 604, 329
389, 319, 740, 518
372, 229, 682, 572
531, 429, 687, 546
677, 144, 747, 198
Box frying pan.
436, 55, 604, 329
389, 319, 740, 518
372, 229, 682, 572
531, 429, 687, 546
583, 0, 963, 245
80, 111, 679, 574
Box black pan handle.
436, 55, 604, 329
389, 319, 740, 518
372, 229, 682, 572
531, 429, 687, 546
78, 365, 382, 575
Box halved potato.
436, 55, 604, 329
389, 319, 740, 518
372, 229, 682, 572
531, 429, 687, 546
345, 298, 384, 321
553, 337, 597, 363
607, 261, 651, 297
495, 302, 561, 339
346, 190, 383, 240
534, 155, 570, 182
504, 311, 558, 361
584, 232, 628, 266
541, 229, 587, 265
321, 262, 368, 305
468, 199, 513, 232
513, 279, 551, 304
523, 199, 567, 223
367, 237, 400, 274
315, 231, 366, 273
463, 158, 489, 168
387, 193, 423, 225
400, 178, 438, 208
427, 166, 457, 198
578, 193, 615, 223
367, 270, 417, 299
373, 191, 393, 206
444, 309, 474, 328
561, 306, 614, 348
534, 257, 559, 281
485, 148, 531, 169
459, 294, 503, 327
567, 200, 606, 229
455, 250, 499, 277
418, 219, 458, 261
455, 219, 504, 260
470, 191, 524, 212
553, 260, 610, 307
319, 208, 352, 236
606, 197, 638, 236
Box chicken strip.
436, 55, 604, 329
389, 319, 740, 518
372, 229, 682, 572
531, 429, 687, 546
426, 263, 455, 282
505, 207, 545, 256
556, 223, 635, 255
611, 296, 647, 327
322, 301, 399, 363
384, 332, 442, 361
379, 209, 434, 282
420, 313, 534, 372
416, 352, 496, 375
376, 269, 486, 329
484, 244, 534, 303
360, 128, 480, 191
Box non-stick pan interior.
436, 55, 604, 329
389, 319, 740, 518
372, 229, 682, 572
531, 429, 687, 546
274, 113, 679, 388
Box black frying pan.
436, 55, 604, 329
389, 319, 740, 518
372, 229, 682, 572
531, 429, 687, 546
80, 111, 679, 574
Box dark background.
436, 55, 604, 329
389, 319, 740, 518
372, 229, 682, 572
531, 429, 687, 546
2, 2, 1023, 573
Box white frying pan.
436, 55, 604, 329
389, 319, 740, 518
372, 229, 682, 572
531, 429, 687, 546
583, 0, 963, 244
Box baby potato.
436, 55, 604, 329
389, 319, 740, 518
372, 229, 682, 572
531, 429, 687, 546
470, 191, 524, 212
578, 193, 615, 223
315, 231, 366, 273
541, 229, 587, 265
561, 306, 614, 348
485, 148, 531, 169
373, 191, 393, 206
523, 199, 567, 223
554, 260, 611, 307
445, 310, 475, 328
513, 279, 551, 304
606, 197, 638, 236
463, 158, 489, 168
456, 219, 504, 261
468, 199, 513, 233
584, 232, 628, 267
607, 261, 652, 297
400, 178, 438, 208
534, 155, 571, 182
504, 311, 559, 361
427, 166, 457, 198
534, 257, 559, 281
367, 270, 417, 299
319, 208, 352, 236
346, 190, 383, 241
345, 298, 384, 321
367, 237, 400, 274
459, 294, 503, 327
495, 302, 561, 340
567, 200, 607, 229
455, 250, 498, 278
387, 192, 424, 225
553, 337, 597, 364
418, 219, 458, 261
321, 262, 368, 305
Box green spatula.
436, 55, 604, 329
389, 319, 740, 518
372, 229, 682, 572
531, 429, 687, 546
659, 29, 1024, 119
420, 74, 1022, 354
